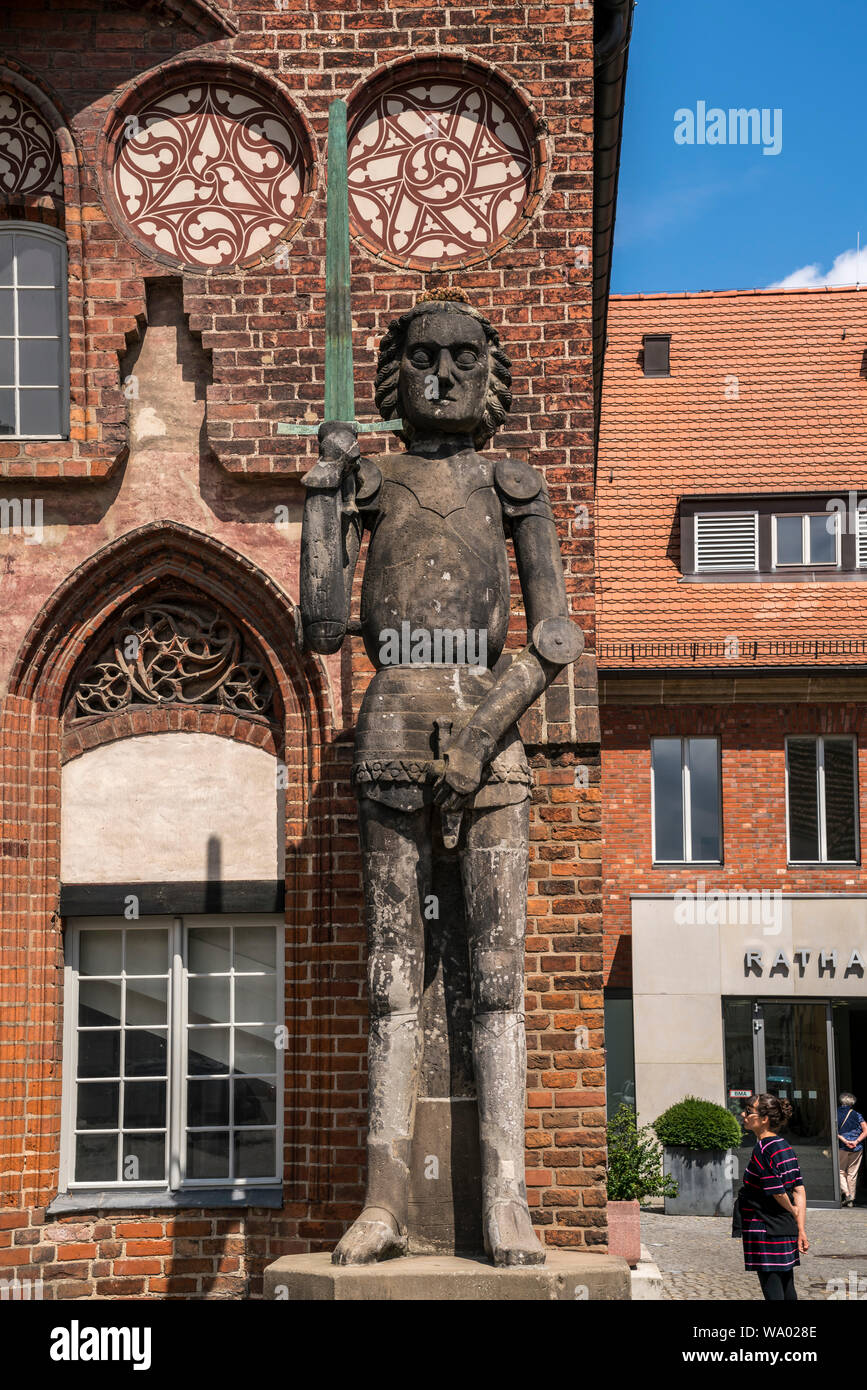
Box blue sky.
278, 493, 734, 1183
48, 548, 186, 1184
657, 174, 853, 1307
611, 0, 867, 294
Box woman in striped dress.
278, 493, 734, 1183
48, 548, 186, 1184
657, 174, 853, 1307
734, 1094, 809, 1301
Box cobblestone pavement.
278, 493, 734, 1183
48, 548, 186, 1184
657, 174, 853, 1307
640, 1205, 867, 1300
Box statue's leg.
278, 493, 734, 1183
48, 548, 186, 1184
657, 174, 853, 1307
460, 797, 545, 1267
332, 797, 428, 1265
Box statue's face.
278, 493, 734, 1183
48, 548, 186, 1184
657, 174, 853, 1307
398, 311, 489, 438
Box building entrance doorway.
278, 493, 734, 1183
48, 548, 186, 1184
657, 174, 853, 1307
723, 999, 838, 1206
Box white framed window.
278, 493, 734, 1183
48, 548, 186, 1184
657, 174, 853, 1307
651, 736, 722, 863
694, 512, 758, 572
785, 736, 859, 864
60, 915, 283, 1193
0, 223, 69, 439
772, 512, 840, 569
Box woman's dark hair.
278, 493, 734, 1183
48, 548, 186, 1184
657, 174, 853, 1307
374, 298, 512, 449
751, 1093, 793, 1131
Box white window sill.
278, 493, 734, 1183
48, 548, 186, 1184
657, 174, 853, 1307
47, 1186, 283, 1215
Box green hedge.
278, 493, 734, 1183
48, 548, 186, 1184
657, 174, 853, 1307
653, 1096, 742, 1153
606, 1104, 679, 1202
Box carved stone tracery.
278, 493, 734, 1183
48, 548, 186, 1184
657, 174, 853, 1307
70, 599, 273, 719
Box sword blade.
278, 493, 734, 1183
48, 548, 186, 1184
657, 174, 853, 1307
324, 99, 354, 423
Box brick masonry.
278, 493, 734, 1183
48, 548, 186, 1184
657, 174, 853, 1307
602, 697, 867, 988
0, 0, 602, 1297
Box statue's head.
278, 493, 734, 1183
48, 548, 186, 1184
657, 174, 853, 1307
375, 294, 512, 448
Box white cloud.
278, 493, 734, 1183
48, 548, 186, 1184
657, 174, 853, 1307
769, 246, 867, 289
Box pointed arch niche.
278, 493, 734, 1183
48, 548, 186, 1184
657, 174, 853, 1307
10, 522, 330, 912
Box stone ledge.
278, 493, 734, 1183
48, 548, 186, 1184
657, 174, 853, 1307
263, 1251, 631, 1301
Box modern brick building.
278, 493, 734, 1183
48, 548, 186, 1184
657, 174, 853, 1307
0, 0, 632, 1297
598, 285, 867, 1207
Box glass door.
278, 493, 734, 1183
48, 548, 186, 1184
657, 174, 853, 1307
723, 999, 838, 1205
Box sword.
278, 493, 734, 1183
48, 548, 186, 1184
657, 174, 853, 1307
277, 100, 403, 438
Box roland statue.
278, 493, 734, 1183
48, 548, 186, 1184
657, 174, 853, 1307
300, 292, 584, 1266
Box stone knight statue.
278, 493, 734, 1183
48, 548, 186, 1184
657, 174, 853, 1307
300, 293, 584, 1266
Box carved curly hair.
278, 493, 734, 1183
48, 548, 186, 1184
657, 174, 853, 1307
374, 299, 513, 449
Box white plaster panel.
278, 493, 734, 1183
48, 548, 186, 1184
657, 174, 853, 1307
635, 1063, 727, 1131
631, 898, 720, 994
62, 733, 284, 883
633, 992, 724, 1069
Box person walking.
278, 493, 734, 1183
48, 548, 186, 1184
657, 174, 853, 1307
837, 1092, 867, 1208
732, 1094, 809, 1302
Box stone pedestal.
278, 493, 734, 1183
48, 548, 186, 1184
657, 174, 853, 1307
263, 1251, 631, 1301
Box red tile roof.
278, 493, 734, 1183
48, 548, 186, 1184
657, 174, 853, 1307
596, 286, 867, 668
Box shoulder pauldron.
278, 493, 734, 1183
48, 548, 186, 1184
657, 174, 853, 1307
494, 457, 553, 522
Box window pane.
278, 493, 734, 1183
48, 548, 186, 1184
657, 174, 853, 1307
76, 1133, 117, 1183
16, 235, 61, 287
687, 738, 721, 861
76, 1081, 119, 1131
189, 927, 231, 974
79, 930, 122, 976
188, 1078, 230, 1128
234, 1130, 275, 1179
0, 387, 14, 434
123, 1133, 166, 1182
234, 1077, 276, 1127
824, 739, 857, 861
123, 1080, 166, 1130
0, 290, 13, 335
126, 977, 168, 1026
125, 1028, 167, 1077
189, 976, 230, 1025
776, 514, 804, 564
17, 288, 59, 335
0, 340, 13, 385
18, 388, 62, 435
234, 1026, 275, 1075
78, 1030, 120, 1079
187, 1131, 230, 1180
188, 1026, 230, 1075
809, 514, 837, 565
126, 929, 169, 975
79, 978, 122, 1028
234, 928, 276, 973
18, 337, 62, 386
235, 975, 276, 1024
651, 738, 685, 860
788, 739, 819, 860
0, 239, 12, 286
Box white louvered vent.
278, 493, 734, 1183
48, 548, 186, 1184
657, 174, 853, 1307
858, 507, 867, 567
694, 512, 759, 572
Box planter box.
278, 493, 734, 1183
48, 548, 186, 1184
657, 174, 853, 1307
606, 1198, 641, 1266
663, 1147, 735, 1216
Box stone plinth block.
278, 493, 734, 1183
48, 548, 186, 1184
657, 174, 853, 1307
263, 1251, 631, 1301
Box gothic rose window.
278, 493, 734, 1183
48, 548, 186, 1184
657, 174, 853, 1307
0, 88, 63, 199
347, 75, 537, 267
111, 80, 308, 269
69, 599, 274, 720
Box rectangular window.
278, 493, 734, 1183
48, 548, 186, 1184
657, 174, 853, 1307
773, 512, 840, 568
0, 226, 68, 439
693, 512, 758, 572
651, 736, 722, 863
786, 737, 858, 863
62, 916, 282, 1191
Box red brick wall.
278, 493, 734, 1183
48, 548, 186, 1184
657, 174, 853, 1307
602, 700, 867, 987
0, 0, 601, 1298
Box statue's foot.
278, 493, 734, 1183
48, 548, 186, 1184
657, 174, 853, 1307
331, 1207, 407, 1265
484, 1197, 546, 1267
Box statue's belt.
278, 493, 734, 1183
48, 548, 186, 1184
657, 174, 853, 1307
351, 758, 531, 787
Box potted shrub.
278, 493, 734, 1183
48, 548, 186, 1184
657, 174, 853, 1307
606, 1103, 678, 1266
653, 1096, 743, 1217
